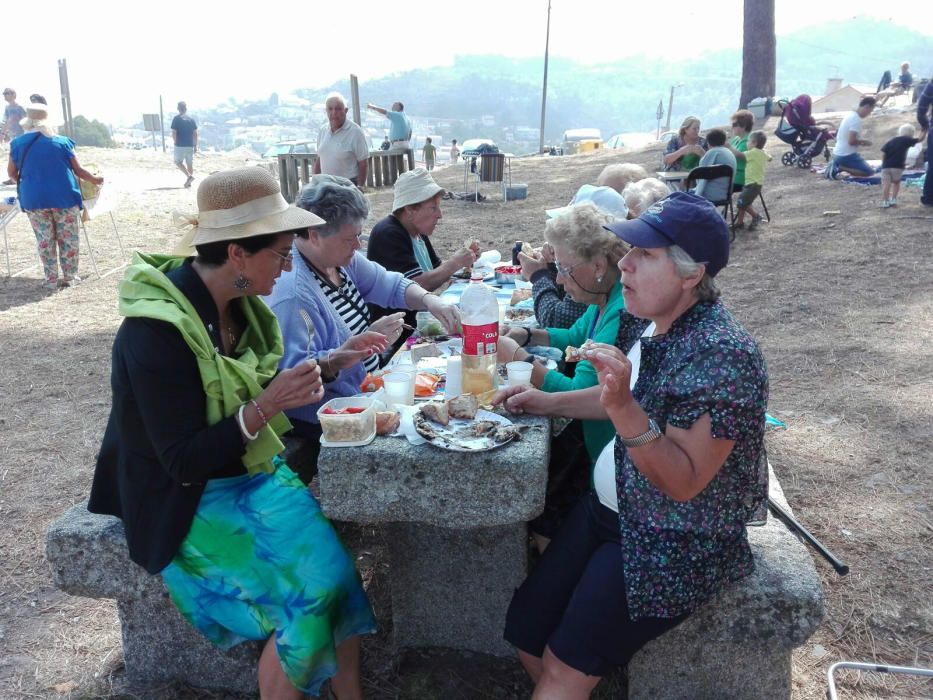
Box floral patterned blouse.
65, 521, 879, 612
612, 300, 769, 620
664, 135, 708, 171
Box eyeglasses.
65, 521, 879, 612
265, 249, 294, 269
555, 259, 591, 278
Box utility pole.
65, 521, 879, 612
664, 83, 684, 133
656, 99, 664, 139
58, 59, 74, 138
159, 95, 166, 152
538, 0, 551, 155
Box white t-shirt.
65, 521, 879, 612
833, 111, 862, 157
317, 120, 371, 179
593, 322, 656, 512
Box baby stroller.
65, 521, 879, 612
775, 95, 835, 169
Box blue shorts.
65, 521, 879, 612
832, 151, 872, 174
503, 492, 688, 676
174, 146, 194, 168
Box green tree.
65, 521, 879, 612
70, 115, 115, 148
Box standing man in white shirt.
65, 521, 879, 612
313, 93, 370, 187
828, 96, 876, 179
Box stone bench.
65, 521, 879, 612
45, 459, 821, 698
627, 466, 824, 699
46, 505, 261, 694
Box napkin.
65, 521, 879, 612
392, 404, 427, 445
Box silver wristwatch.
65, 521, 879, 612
621, 419, 663, 448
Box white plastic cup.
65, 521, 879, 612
445, 355, 463, 398
383, 372, 414, 406
506, 360, 533, 387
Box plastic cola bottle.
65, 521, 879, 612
459, 272, 499, 397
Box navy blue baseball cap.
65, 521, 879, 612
604, 191, 730, 277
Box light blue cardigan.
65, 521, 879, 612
264, 245, 412, 424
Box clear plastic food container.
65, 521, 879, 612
316, 397, 376, 445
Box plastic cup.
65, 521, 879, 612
383, 372, 414, 406
506, 361, 533, 387
445, 355, 463, 398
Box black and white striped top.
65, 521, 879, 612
307, 262, 380, 373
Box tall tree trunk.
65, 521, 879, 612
740, 0, 776, 109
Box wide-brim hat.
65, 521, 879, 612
392, 167, 443, 211
546, 184, 629, 221
25, 102, 49, 119
604, 191, 729, 277
175, 167, 324, 254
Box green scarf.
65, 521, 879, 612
119, 253, 291, 475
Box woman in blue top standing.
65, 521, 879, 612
6, 100, 103, 290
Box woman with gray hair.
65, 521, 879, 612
264, 174, 460, 476
496, 193, 768, 697
496, 201, 628, 548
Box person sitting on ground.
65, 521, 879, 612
497, 202, 628, 549
621, 177, 669, 218
898, 62, 913, 91
734, 130, 772, 230
264, 174, 461, 480
692, 128, 736, 203
828, 96, 877, 179
367, 101, 412, 150
596, 163, 648, 194
497, 192, 768, 698
88, 166, 379, 700
366, 168, 478, 350
519, 185, 629, 329
726, 109, 755, 192
663, 116, 707, 172
879, 124, 922, 209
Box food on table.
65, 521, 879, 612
375, 411, 401, 435
505, 307, 535, 322
420, 401, 450, 426
360, 371, 385, 393
413, 406, 530, 448
564, 339, 597, 362
321, 406, 367, 415
447, 393, 479, 420
318, 400, 376, 443
410, 342, 442, 363
510, 289, 532, 305
415, 372, 442, 397
416, 312, 445, 338
463, 238, 480, 250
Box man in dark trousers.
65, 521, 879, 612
170, 101, 198, 188
917, 78, 933, 207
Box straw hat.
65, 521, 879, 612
392, 168, 443, 211
175, 168, 324, 254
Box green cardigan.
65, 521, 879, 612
541, 281, 625, 462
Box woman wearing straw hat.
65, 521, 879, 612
88, 167, 382, 699
265, 173, 461, 479
6, 100, 103, 289
366, 167, 479, 345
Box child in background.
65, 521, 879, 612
422, 137, 437, 171
735, 130, 772, 231
880, 124, 921, 208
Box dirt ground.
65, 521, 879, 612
0, 110, 931, 699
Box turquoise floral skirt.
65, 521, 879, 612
161, 458, 376, 695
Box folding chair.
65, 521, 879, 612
685, 164, 736, 239
472, 153, 508, 202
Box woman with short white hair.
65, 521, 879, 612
496, 192, 769, 697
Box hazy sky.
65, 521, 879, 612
4, 0, 931, 125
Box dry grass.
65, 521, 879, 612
1, 110, 931, 698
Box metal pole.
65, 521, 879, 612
656, 99, 664, 140
350, 75, 361, 125
538, 0, 551, 154
159, 96, 165, 152
767, 497, 849, 575
664, 85, 675, 133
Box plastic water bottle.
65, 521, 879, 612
459, 273, 499, 397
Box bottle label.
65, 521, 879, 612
462, 321, 498, 356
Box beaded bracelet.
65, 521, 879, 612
237, 404, 260, 441
250, 399, 269, 426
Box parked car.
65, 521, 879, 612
262, 140, 316, 159
604, 134, 626, 149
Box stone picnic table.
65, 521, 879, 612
316, 413, 550, 656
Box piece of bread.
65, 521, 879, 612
420, 401, 450, 426
565, 339, 596, 363
410, 342, 442, 363
375, 411, 401, 435
510, 288, 532, 305
447, 393, 479, 420
463, 238, 479, 250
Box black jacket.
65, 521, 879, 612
88, 262, 248, 574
